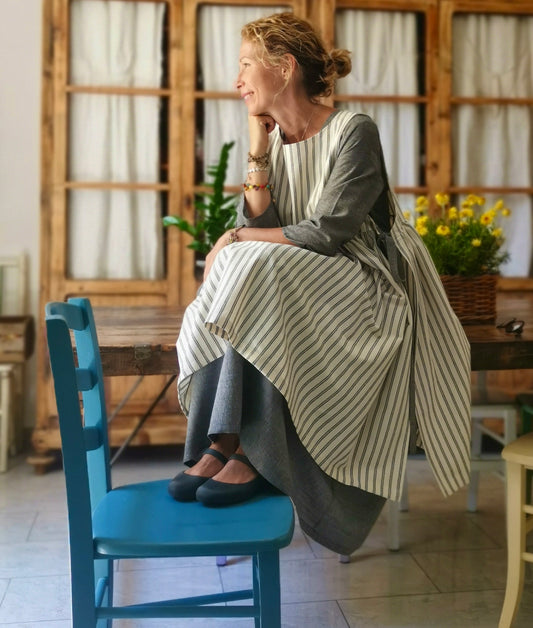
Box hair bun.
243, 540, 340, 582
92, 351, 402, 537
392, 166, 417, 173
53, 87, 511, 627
329, 49, 352, 79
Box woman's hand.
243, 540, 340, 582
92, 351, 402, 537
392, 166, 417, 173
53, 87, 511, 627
203, 232, 230, 281
249, 114, 275, 155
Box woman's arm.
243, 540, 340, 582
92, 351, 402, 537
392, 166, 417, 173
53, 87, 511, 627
205, 115, 388, 278
281, 115, 388, 256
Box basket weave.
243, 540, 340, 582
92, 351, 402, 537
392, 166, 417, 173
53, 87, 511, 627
440, 274, 497, 324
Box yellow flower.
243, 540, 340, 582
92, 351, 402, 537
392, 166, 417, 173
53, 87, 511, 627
435, 193, 449, 207
466, 194, 484, 206
502, 207, 511, 217
403, 211, 411, 220
480, 212, 493, 225
415, 196, 428, 213
448, 206, 458, 220
411, 191, 510, 275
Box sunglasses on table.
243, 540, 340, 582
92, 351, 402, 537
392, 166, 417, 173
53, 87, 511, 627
496, 318, 525, 335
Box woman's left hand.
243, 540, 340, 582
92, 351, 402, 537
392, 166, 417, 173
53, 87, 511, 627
204, 233, 230, 281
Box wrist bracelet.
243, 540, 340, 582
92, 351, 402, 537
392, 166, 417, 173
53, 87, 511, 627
227, 225, 244, 245
247, 151, 270, 168
247, 166, 269, 174
243, 182, 273, 192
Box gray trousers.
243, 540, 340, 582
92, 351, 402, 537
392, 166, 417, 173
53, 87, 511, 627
183, 346, 385, 555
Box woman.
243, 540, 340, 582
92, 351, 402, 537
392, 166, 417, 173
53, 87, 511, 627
169, 13, 471, 555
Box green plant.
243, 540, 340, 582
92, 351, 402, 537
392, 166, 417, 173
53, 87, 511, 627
163, 141, 238, 255
407, 193, 511, 277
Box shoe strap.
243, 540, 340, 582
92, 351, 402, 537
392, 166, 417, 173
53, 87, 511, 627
229, 453, 255, 470
203, 447, 228, 465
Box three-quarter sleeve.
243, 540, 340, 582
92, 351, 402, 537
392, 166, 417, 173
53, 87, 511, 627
282, 115, 387, 256
237, 195, 281, 229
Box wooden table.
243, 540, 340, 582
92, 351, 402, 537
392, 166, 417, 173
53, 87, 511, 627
93, 291, 533, 376
27, 291, 531, 471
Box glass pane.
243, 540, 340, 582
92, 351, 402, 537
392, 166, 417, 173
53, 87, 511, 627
67, 190, 165, 280
452, 104, 533, 188
335, 9, 421, 97
452, 104, 533, 277
196, 5, 289, 187
335, 10, 424, 204
452, 14, 533, 98
68, 93, 166, 183
70, 0, 167, 88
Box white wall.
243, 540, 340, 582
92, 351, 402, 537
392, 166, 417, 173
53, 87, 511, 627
0, 0, 42, 427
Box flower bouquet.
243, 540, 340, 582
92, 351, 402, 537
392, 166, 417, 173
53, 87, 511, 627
407, 193, 511, 323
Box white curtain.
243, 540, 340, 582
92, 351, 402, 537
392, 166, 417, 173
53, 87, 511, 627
68, 0, 165, 279
335, 10, 420, 212
198, 6, 291, 187
453, 14, 533, 277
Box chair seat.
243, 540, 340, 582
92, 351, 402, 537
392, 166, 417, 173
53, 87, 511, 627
93, 479, 294, 558
502, 431, 533, 467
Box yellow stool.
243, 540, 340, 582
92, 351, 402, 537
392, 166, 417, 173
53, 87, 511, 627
499, 431, 533, 627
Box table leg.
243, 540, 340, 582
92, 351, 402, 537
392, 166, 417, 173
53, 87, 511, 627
110, 374, 178, 466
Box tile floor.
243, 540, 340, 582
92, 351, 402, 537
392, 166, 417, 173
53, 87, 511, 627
1, 445, 532, 627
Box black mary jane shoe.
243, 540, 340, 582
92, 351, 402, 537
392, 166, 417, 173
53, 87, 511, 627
195, 453, 265, 507
167, 447, 228, 502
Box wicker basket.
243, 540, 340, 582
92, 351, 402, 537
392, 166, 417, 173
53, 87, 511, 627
440, 274, 498, 324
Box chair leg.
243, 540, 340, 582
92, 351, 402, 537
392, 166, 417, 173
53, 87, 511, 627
499, 461, 526, 628
255, 550, 281, 628
0, 367, 13, 473
400, 474, 409, 511
94, 558, 113, 628
387, 500, 400, 551
467, 471, 480, 512
468, 418, 483, 512
252, 554, 260, 628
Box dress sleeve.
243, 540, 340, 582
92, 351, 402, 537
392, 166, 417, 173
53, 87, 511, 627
236, 195, 281, 229
282, 115, 387, 256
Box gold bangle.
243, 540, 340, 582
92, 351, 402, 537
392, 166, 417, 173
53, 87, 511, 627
227, 225, 244, 245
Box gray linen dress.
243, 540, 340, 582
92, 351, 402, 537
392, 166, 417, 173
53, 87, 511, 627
176, 111, 472, 554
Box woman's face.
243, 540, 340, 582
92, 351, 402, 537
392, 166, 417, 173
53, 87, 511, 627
235, 40, 286, 115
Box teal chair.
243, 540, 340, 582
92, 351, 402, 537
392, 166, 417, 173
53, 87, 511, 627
45, 298, 294, 627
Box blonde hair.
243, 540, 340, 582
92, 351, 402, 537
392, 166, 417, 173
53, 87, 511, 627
241, 13, 351, 99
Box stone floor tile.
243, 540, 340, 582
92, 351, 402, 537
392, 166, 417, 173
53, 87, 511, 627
0, 541, 69, 579
221, 554, 437, 605
412, 547, 507, 592
27, 510, 68, 543
0, 511, 36, 544
0, 575, 70, 623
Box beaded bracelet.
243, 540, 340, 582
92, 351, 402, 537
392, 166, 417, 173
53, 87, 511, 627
247, 166, 269, 174
227, 225, 244, 244
247, 151, 270, 168
243, 182, 273, 192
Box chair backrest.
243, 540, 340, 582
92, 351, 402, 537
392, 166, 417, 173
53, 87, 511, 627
0, 254, 27, 315
45, 298, 111, 514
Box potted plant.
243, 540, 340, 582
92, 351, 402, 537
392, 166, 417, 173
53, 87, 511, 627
163, 141, 238, 257
407, 193, 511, 323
